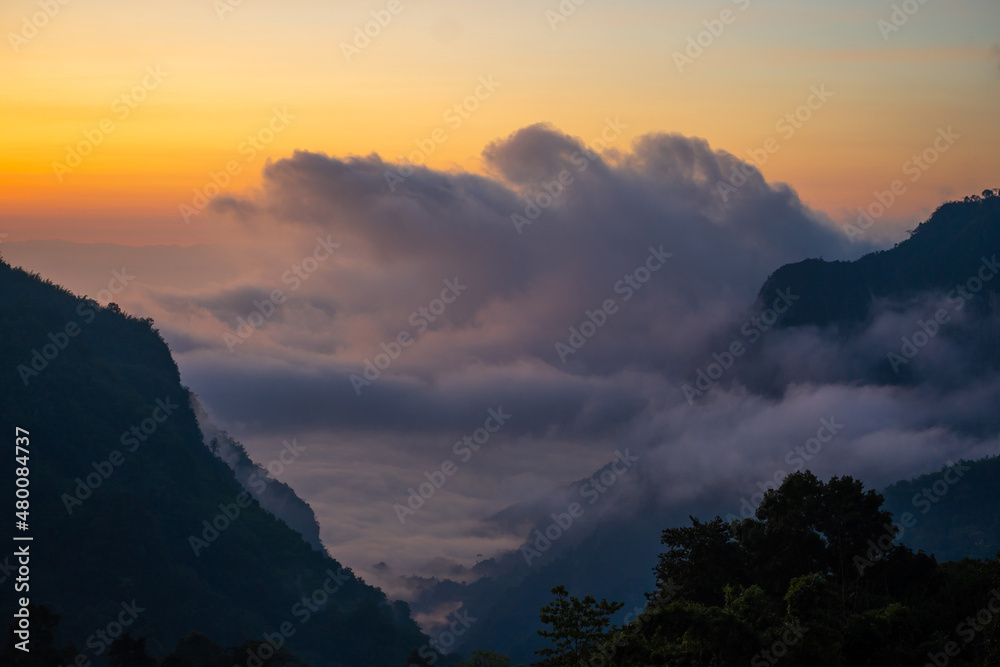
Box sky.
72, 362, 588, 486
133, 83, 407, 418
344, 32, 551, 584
3, 0, 1000, 628
2, 0, 999, 245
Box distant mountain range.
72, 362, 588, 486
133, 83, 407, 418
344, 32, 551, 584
448, 192, 1000, 662
883, 455, 1000, 562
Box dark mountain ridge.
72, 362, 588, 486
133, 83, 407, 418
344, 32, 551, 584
758, 192, 1000, 331
0, 258, 426, 666
193, 396, 325, 553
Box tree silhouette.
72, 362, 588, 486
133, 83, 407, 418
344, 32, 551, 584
538, 471, 1000, 665
533, 585, 623, 666
457, 649, 521, 667
107, 633, 155, 667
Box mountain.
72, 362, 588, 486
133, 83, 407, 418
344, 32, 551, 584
758, 192, 1000, 332
192, 397, 324, 552
0, 258, 427, 666
447, 192, 1000, 662
4, 192, 998, 666
882, 456, 1000, 562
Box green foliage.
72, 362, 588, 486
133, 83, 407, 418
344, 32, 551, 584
656, 518, 745, 606
656, 472, 895, 604
533, 585, 623, 666
535, 471, 1000, 666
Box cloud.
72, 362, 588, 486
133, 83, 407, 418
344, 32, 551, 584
13, 125, 998, 629
211, 125, 863, 377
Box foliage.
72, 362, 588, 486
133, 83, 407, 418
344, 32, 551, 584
108, 633, 157, 667
533, 585, 623, 666
456, 649, 524, 667
0, 611, 316, 667
534, 472, 1000, 666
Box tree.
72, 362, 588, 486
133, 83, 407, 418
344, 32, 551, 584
608, 471, 1000, 665
751, 472, 894, 594
107, 633, 156, 667
534, 585, 623, 666
161, 631, 223, 667
225, 641, 309, 666
0, 604, 78, 666
656, 517, 746, 605
457, 649, 520, 667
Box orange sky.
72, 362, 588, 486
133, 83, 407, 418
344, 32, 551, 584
2, 0, 998, 246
